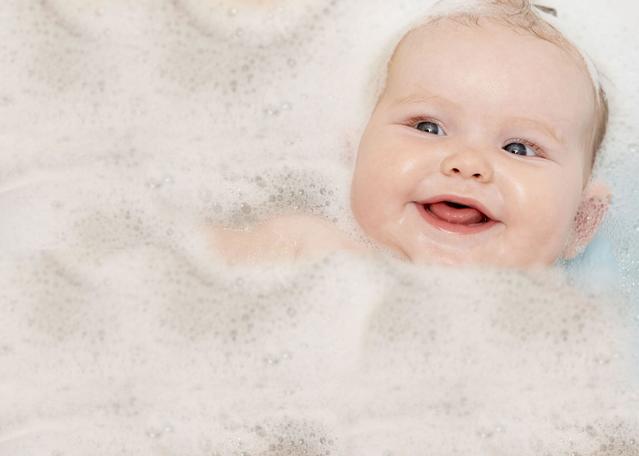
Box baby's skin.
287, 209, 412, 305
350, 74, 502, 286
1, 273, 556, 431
207, 17, 610, 268
208, 214, 368, 265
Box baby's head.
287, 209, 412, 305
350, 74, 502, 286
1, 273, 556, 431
350, 0, 611, 267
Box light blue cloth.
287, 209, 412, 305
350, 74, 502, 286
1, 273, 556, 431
560, 232, 621, 295
564, 233, 639, 382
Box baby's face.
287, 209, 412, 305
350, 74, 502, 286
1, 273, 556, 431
351, 18, 598, 267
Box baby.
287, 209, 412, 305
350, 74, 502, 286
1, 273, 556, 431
207, 0, 612, 269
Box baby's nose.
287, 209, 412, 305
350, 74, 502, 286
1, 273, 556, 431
440, 149, 494, 183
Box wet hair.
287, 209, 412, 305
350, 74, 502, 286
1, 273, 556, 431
364, 0, 608, 169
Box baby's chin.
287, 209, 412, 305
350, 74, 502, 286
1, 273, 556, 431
401, 244, 560, 269
370, 231, 556, 269
402, 246, 498, 267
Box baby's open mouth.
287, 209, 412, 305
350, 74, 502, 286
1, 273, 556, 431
427, 201, 490, 224
416, 196, 499, 234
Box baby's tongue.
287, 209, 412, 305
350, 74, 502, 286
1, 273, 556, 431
429, 202, 484, 225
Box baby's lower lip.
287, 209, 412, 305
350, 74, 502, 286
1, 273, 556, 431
416, 202, 499, 235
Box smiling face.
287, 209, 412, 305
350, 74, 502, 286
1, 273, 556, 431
351, 18, 603, 267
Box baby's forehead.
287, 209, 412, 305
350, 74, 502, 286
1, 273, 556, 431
389, 20, 592, 99
381, 18, 597, 156
394, 17, 585, 71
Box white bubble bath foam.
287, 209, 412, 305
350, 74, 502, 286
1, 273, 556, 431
1, 0, 639, 454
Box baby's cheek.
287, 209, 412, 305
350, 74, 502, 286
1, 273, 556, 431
523, 191, 580, 259
350, 170, 386, 234
354, 151, 411, 202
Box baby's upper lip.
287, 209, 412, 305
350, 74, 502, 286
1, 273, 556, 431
417, 194, 500, 222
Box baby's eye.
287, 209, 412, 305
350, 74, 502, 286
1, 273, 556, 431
503, 141, 538, 157
415, 121, 446, 136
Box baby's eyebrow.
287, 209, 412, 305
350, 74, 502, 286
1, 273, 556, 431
508, 117, 564, 144
391, 93, 564, 144
391, 93, 456, 109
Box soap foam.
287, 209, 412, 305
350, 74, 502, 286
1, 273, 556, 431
0, 0, 638, 454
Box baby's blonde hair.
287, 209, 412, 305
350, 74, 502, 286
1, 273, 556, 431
363, 0, 608, 168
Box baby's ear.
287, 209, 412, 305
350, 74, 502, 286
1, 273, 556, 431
562, 180, 611, 260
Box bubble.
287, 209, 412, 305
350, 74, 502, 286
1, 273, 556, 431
263, 355, 279, 365
146, 178, 162, 189
146, 428, 162, 439
0, 95, 13, 106
255, 175, 266, 188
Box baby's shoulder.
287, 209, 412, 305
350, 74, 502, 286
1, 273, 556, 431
205, 213, 367, 264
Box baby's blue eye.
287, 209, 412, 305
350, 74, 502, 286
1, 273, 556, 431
415, 121, 445, 136
503, 141, 536, 157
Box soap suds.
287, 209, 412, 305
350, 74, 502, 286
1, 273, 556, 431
0, 0, 638, 454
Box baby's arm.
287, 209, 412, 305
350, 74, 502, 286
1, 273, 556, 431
205, 214, 367, 264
